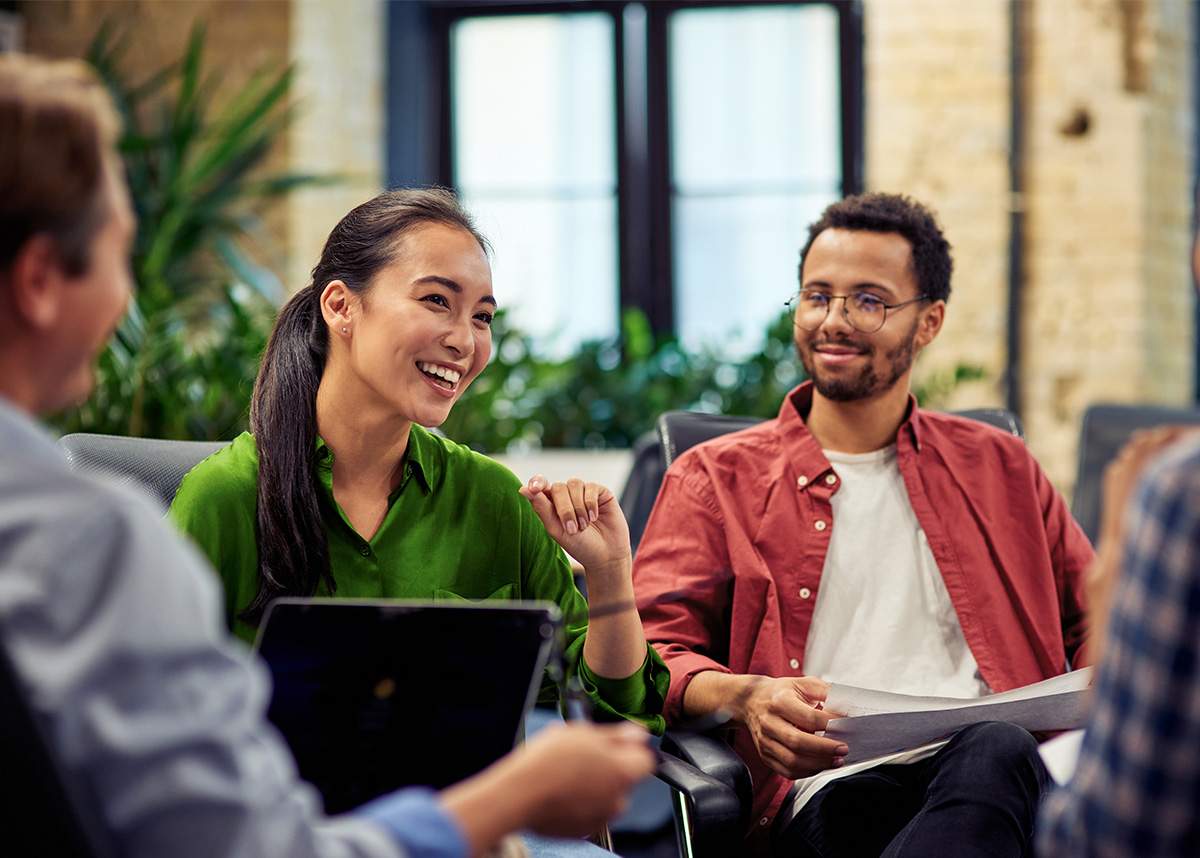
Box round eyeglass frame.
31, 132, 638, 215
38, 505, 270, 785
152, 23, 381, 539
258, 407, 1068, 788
785, 290, 930, 334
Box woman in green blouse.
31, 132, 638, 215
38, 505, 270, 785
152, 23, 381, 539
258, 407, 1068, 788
170, 188, 666, 730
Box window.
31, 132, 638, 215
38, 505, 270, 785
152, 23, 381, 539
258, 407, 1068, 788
670, 4, 843, 352
452, 13, 618, 354
387, 0, 862, 355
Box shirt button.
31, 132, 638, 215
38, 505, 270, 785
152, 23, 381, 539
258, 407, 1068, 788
799, 587, 811, 599
797, 475, 808, 488
814, 520, 827, 531
825, 473, 838, 485
359, 545, 371, 557
789, 658, 800, 669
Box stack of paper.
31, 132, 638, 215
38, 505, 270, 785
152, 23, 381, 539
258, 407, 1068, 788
820, 668, 1093, 764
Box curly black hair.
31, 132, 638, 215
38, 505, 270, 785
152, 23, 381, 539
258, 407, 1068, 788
798, 192, 953, 303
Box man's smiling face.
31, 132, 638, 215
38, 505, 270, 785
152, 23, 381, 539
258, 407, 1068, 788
793, 228, 937, 404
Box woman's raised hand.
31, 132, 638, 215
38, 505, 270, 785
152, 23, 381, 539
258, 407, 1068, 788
519, 476, 632, 574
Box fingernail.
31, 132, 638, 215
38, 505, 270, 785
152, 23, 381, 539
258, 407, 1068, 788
529, 477, 543, 489
589, 510, 597, 522
566, 520, 578, 535
578, 516, 588, 532
832, 757, 845, 768
836, 744, 849, 755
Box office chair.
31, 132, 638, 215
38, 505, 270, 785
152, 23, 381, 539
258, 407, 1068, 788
57, 433, 229, 511
635, 405, 1026, 858
1071, 402, 1200, 544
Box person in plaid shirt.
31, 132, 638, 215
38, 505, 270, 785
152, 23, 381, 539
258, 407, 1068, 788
1036, 215, 1200, 856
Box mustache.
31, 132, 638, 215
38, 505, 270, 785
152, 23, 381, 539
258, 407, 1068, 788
808, 336, 871, 354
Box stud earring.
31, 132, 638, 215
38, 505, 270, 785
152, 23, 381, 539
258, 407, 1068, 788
342, 326, 348, 333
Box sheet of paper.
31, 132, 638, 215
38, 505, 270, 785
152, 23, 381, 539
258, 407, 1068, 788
820, 668, 1093, 764
1038, 728, 1086, 785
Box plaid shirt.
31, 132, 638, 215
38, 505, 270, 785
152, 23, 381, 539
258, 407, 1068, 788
1038, 437, 1200, 856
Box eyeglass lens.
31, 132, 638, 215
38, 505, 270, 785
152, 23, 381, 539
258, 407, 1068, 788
790, 292, 888, 333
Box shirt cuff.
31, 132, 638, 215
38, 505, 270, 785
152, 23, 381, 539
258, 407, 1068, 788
578, 649, 651, 714
354, 787, 469, 858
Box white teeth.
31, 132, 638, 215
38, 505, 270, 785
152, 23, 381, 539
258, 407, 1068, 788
418, 361, 461, 384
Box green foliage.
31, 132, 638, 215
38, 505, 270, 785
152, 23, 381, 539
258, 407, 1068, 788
441, 308, 988, 454
43, 26, 984, 449
440, 308, 808, 453
49, 23, 326, 440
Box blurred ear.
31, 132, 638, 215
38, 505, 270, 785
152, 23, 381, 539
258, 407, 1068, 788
914, 299, 945, 349
7, 234, 66, 331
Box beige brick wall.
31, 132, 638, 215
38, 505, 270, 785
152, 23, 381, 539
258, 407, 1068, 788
863, 0, 1012, 414
1021, 0, 1193, 491
17, 0, 1197, 498
286, 0, 386, 292
866, 0, 1195, 496
20, 0, 295, 274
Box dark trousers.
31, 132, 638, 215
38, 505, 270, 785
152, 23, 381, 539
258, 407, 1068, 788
774, 722, 1050, 858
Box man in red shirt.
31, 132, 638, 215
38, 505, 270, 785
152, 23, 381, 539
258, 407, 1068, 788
632, 193, 1092, 858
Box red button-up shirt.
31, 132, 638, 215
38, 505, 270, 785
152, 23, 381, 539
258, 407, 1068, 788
632, 383, 1093, 850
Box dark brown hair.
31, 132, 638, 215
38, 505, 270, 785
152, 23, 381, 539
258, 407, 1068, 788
799, 192, 954, 303
242, 188, 488, 624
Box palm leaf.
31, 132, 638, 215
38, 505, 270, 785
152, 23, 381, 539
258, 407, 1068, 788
49, 20, 335, 440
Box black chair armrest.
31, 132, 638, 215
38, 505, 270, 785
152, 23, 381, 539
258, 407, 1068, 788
653, 746, 745, 858
654, 729, 751, 858
662, 730, 752, 818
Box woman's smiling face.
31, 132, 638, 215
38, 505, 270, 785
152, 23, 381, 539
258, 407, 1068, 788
335, 221, 495, 428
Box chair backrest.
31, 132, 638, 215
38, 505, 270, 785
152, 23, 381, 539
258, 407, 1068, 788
621, 406, 1026, 554
1072, 403, 1200, 544
951, 407, 1025, 441
57, 433, 229, 511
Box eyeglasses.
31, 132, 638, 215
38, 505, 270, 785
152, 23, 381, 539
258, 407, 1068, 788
785, 290, 930, 333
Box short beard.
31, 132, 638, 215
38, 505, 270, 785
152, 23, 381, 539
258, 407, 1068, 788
795, 319, 919, 403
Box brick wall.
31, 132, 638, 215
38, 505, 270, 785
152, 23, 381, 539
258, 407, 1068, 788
19, 0, 295, 275
286, 0, 386, 292
1021, 0, 1193, 490
866, 0, 1195, 495
16, 0, 1197, 497
864, 0, 1011, 418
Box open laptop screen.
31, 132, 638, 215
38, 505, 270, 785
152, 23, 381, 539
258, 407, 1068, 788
253, 598, 561, 813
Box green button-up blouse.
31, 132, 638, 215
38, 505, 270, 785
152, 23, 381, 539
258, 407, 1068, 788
169, 426, 666, 731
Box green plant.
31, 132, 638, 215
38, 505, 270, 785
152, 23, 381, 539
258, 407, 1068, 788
50, 23, 326, 440
441, 308, 806, 453
441, 308, 987, 454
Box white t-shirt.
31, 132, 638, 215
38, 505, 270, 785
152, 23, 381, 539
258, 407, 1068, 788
803, 445, 989, 697
778, 444, 991, 830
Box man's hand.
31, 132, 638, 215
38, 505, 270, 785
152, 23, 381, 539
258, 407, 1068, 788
739, 675, 847, 779
686, 672, 848, 780
440, 721, 653, 856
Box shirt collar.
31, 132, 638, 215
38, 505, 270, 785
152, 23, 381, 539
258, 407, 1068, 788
778, 381, 924, 483
314, 425, 436, 496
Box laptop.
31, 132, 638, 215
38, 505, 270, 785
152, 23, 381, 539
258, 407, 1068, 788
252, 598, 562, 813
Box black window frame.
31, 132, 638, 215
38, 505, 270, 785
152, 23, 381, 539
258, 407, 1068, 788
387, 0, 863, 339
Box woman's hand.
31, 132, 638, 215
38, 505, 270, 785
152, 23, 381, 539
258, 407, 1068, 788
519, 476, 632, 575
520, 476, 646, 680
